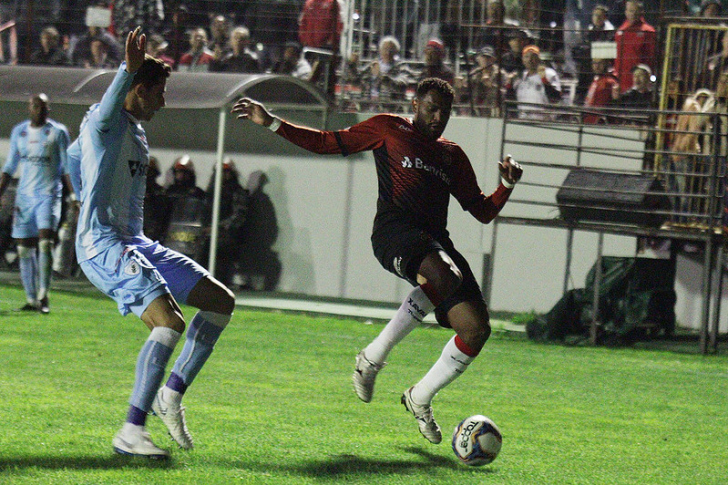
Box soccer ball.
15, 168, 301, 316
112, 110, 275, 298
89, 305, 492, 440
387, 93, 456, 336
451, 415, 502, 466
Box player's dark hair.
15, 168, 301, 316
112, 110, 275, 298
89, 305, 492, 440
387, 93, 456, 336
131, 55, 171, 89
415, 78, 454, 104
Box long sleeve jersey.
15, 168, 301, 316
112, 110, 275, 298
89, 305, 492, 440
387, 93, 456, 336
68, 63, 152, 262
272, 114, 512, 237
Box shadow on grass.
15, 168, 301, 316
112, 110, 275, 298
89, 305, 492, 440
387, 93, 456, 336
285, 446, 493, 478
0, 454, 176, 472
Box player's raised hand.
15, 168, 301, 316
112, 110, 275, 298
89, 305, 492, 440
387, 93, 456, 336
125, 27, 146, 74
499, 155, 523, 185
231, 98, 275, 128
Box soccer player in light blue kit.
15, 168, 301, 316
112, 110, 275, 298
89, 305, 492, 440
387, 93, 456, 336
0, 93, 73, 314
67, 28, 235, 458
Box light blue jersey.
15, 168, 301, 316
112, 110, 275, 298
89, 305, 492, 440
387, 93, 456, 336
69, 63, 152, 262
2, 119, 70, 199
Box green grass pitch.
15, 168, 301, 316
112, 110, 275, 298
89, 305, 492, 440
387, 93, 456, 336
1, 283, 728, 484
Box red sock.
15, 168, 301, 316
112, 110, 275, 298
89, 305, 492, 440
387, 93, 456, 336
454, 335, 479, 357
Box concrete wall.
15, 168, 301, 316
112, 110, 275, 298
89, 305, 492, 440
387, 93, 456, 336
0, 102, 724, 331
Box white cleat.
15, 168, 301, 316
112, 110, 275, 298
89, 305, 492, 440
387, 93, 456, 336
401, 387, 442, 444
352, 351, 386, 403
113, 425, 170, 459
151, 390, 194, 449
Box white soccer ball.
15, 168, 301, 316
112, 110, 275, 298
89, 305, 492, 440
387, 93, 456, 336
451, 415, 503, 466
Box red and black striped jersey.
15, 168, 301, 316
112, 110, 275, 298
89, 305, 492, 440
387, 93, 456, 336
274, 113, 512, 236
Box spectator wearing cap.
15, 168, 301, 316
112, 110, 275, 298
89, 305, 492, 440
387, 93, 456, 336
614, 0, 656, 93
456, 45, 507, 116
583, 58, 619, 123
146, 33, 175, 68
271, 41, 313, 80
501, 28, 530, 76
573, 5, 616, 105
419, 38, 455, 85
507, 44, 562, 119
611, 63, 653, 110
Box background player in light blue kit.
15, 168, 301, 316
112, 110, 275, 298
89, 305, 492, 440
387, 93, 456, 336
0, 93, 73, 314
67, 27, 235, 459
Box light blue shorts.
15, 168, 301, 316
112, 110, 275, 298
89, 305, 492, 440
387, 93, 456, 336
80, 241, 209, 317
12, 194, 62, 238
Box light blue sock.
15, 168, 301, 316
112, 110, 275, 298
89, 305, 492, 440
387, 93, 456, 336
37, 239, 53, 300
171, 311, 230, 387
18, 245, 38, 304
129, 327, 181, 412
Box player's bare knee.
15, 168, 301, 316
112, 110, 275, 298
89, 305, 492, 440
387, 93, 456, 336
460, 318, 491, 352
187, 276, 236, 315
211, 285, 236, 315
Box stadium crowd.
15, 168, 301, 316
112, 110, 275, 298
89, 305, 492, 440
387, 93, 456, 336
0, 0, 724, 119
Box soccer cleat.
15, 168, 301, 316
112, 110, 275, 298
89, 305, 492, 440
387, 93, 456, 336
352, 350, 385, 403
401, 387, 442, 444
39, 298, 50, 314
112, 426, 170, 459
151, 390, 194, 449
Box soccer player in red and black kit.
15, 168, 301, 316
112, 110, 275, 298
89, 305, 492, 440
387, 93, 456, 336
232, 78, 522, 444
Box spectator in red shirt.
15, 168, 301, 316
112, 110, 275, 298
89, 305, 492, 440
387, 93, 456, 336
614, 0, 656, 93
178, 28, 215, 72
298, 0, 342, 50
583, 58, 619, 124
298, 0, 343, 95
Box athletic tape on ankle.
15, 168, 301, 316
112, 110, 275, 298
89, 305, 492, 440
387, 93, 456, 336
17, 245, 32, 258
39, 238, 54, 252
199, 311, 231, 328
149, 326, 182, 348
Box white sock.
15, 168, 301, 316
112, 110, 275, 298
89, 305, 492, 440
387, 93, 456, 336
37, 238, 54, 301
121, 422, 145, 435
364, 286, 436, 364
161, 386, 183, 408
410, 336, 475, 405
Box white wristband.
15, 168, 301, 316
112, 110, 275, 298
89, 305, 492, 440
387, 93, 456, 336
268, 117, 282, 132
501, 178, 516, 189
69, 192, 78, 202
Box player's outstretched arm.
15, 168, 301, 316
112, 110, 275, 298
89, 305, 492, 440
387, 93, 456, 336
125, 27, 146, 74
231, 98, 276, 128
498, 155, 523, 186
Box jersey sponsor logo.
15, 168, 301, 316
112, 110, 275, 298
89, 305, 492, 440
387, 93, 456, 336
127, 160, 148, 178
400, 156, 452, 185
26, 155, 51, 165
398, 124, 413, 133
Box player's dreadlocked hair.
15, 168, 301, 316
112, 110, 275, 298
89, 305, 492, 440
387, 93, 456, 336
131, 54, 171, 89
415, 78, 454, 105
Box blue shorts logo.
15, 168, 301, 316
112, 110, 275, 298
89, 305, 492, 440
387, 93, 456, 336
124, 260, 141, 276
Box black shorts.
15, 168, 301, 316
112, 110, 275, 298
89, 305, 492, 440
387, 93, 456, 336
371, 214, 486, 328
